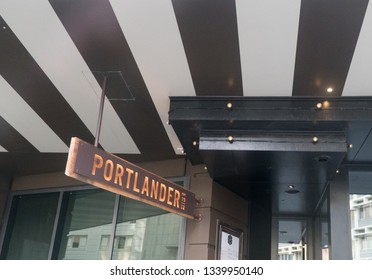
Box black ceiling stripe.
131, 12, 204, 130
0, 116, 38, 153
49, 0, 177, 161
293, 0, 369, 97
0, 16, 95, 147
172, 0, 243, 96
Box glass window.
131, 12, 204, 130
1, 177, 188, 260
112, 197, 184, 260
1, 193, 59, 259
365, 205, 372, 218
54, 189, 116, 260
100, 235, 110, 250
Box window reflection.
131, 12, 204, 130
56, 189, 116, 260
1, 193, 59, 260
112, 197, 183, 260
2, 180, 187, 260
350, 194, 372, 259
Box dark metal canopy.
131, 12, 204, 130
169, 96, 372, 217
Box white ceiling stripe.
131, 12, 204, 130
343, 2, 372, 96
110, 0, 196, 154
236, 0, 301, 96
0, 0, 139, 154
0, 145, 7, 152
0, 75, 67, 152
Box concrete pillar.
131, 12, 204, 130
248, 186, 272, 260
184, 164, 249, 259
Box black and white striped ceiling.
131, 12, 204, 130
1, 0, 372, 174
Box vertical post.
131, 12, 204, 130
271, 218, 278, 260
329, 169, 352, 259
94, 75, 108, 148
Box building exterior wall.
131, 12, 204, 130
1, 158, 250, 260
350, 194, 372, 259
184, 163, 249, 259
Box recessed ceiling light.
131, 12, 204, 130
288, 185, 295, 189
192, 141, 198, 146
316, 102, 323, 109
336, 169, 340, 174
312, 136, 319, 143
227, 136, 234, 143
227, 102, 233, 109
327, 87, 333, 93
348, 143, 353, 149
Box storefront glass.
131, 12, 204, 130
55, 189, 116, 260
1, 193, 59, 259
113, 197, 182, 260
0, 179, 187, 260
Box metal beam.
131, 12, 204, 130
169, 96, 372, 122
199, 131, 347, 152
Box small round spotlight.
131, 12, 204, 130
316, 102, 323, 109
312, 136, 319, 143
227, 136, 234, 143
227, 102, 233, 109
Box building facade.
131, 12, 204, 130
2, 0, 372, 261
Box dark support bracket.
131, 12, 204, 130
94, 75, 108, 148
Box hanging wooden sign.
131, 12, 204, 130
65, 137, 196, 219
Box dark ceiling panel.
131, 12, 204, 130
49, 0, 176, 161
293, 0, 369, 96
352, 128, 372, 162
172, 0, 243, 96
0, 16, 95, 146
0, 117, 38, 153
169, 96, 372, 216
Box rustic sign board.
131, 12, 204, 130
65, 137, 196, 219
